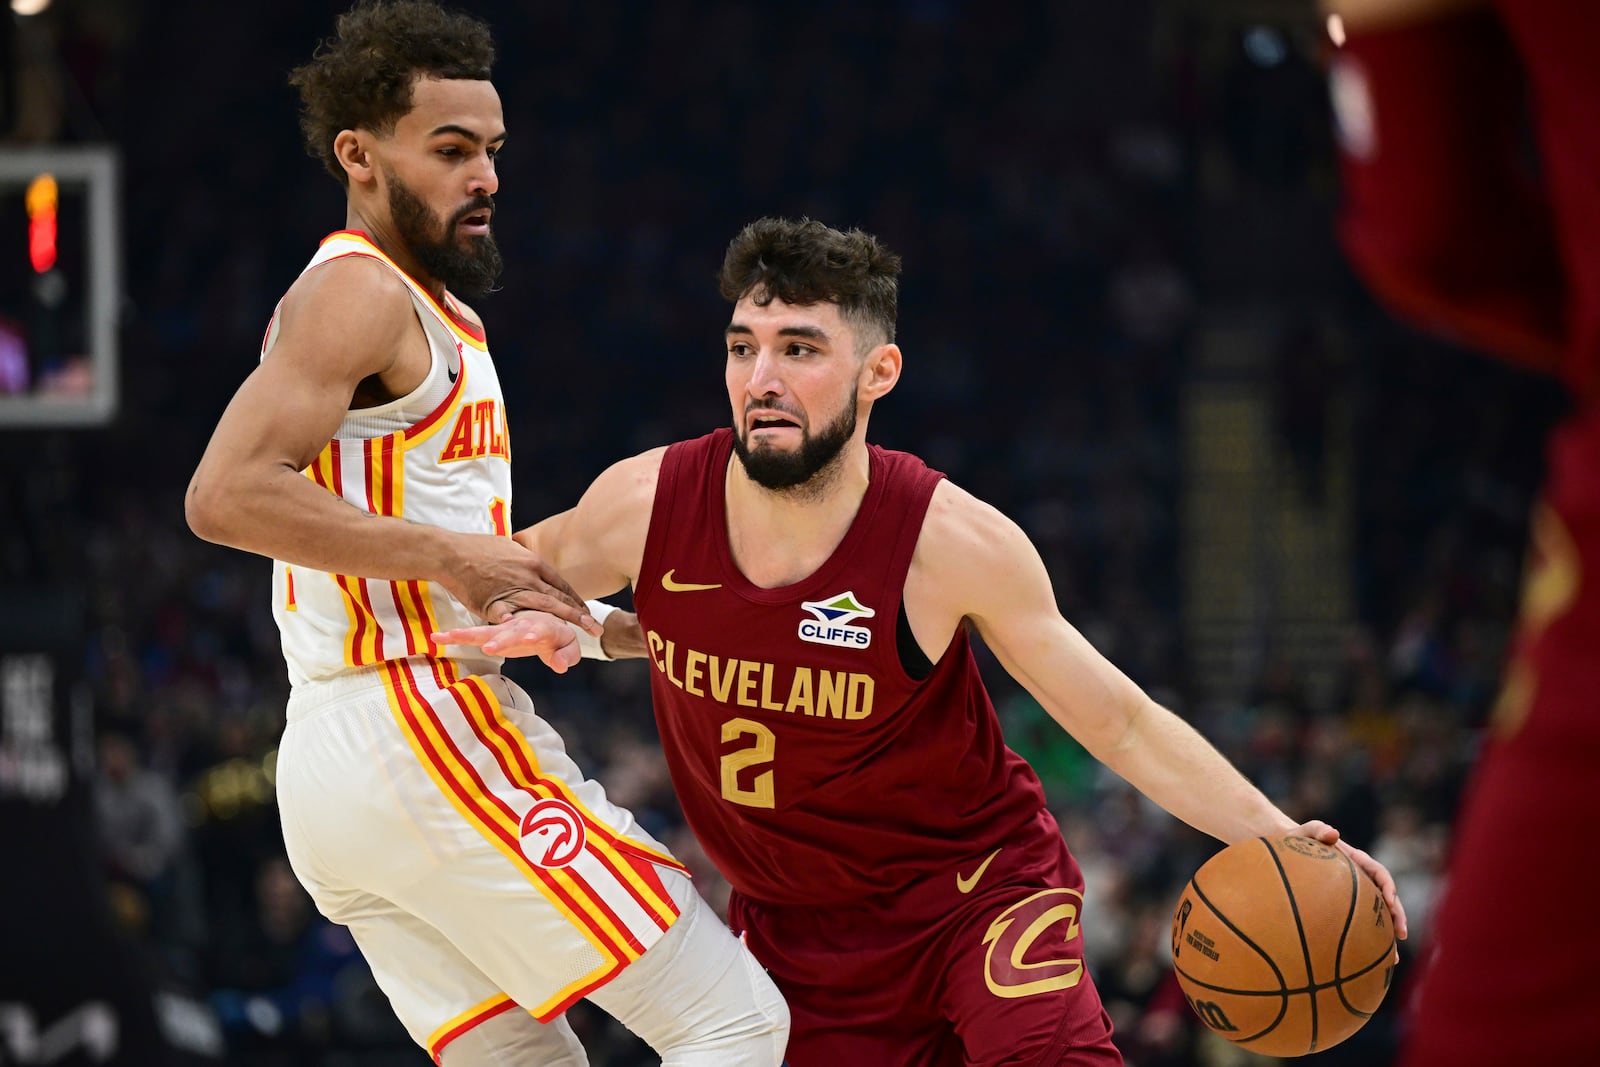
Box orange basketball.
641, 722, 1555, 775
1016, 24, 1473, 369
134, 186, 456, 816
1170, 835, 1397, 1057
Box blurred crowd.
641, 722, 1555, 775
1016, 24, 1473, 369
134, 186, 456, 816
1, 1, 1565, 1064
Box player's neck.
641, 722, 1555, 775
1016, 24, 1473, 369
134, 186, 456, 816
346, 208, 447, 303
723, 445, 871, 589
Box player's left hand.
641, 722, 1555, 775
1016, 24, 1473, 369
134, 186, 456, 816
433, 611, 581, 674
1291, 820, 1409, 943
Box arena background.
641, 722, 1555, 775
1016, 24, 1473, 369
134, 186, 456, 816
0, 1, 1565, 1064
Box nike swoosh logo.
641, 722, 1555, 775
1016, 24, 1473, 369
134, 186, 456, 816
447, 363, 459, 383
956, 848, 1002, 894
661, 569, 721, 592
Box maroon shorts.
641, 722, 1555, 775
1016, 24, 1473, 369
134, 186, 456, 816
1403, 410, 1600, 1066
729, 814, 1122, 1067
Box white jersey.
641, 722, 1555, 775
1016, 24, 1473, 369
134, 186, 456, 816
268, 230, 509, 686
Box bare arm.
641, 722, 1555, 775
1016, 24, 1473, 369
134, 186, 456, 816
186, 256, 595, 630
909, 482, 1408, 937
435, 449, 666, 660
512, 447, 664, 596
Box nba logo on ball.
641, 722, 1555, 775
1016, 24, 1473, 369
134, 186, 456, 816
519, 798, 585, 869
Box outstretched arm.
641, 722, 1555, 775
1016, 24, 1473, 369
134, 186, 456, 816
909, 481, 1409, 939
435, 449, 665, 664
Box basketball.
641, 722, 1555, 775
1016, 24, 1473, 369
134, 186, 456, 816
1170, 835, 1397, 1057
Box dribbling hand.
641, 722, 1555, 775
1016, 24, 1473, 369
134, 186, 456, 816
1292, 819, 1409, 943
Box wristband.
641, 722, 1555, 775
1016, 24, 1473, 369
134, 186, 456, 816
574, 599, 620, 661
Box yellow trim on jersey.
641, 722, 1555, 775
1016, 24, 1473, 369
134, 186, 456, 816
335, 575, 382, 667
402, 376, 469, 450
393, 579, 439, 659
319, 232, 489, 352
304, 445, 338, 492
368, 431, 405, 519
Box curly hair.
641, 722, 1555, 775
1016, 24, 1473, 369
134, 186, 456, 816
288, 0, 496, 186
718, 217, 902, 346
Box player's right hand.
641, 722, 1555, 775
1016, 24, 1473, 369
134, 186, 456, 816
437, 533, 602, 635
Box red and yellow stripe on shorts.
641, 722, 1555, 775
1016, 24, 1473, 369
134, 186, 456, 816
380, 656, 685, 1030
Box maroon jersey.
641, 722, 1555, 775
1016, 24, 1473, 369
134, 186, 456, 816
1335, 5, 1600, 1065
634, 428, 1049, 906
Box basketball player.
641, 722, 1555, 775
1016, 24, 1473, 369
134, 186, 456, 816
437, 217, 1409, 1065
1324, 2, 1600, 1064
183, 3, 788, 1064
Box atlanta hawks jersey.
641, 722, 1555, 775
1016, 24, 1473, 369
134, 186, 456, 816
267, 231, 509, 686
635, 429, 1051, 906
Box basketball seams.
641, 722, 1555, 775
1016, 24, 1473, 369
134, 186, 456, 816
1331, 850, 1362, 1020
1264, 837, 1321, 1051
1331, 849, 1396, 1019
1186, 875, 1291, 991
1173, 835, 1395, 1056
1181, 873, 1292, 1044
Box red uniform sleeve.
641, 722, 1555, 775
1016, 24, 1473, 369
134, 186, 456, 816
1330, 9, 1567, 378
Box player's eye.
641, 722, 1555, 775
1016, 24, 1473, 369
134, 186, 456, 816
729, 343, 752, 358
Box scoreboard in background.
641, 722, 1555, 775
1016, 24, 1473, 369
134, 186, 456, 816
0, 145, 120, 427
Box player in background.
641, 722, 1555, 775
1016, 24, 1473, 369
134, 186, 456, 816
1324, 2, 1600, 1064
438, 216, 1408, 1065
184, 3, 788, 1063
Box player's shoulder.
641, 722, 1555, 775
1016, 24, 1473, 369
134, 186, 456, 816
270, 252, 415, 371
581, 446, 668, 495
286, 250, 412, 319
924, 478, 1009, 531
598, 446, 669, 495
917, 479, 1027, 562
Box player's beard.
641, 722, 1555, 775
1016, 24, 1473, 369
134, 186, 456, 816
386, 168, 502, 297
732, 397, 856, 492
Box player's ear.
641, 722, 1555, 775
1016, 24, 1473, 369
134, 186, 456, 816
862, 342, 901, 400
334, 130, 375, 185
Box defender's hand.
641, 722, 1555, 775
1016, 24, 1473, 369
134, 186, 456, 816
437, 533, 601, 635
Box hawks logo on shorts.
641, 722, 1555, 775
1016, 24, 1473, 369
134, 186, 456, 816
519, 798, 586, 869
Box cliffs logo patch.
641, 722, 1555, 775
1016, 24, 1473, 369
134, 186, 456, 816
798, 591, 875, 649
519, 798, 585, 869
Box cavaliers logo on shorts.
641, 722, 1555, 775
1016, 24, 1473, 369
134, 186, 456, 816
519, 798, 586, 868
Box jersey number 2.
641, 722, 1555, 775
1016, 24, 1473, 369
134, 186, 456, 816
720, 718, 775, 808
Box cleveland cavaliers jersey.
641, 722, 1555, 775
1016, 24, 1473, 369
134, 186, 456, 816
268, 231, 509, 686
635, 429, 1050, 906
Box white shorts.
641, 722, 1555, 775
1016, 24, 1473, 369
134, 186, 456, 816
276, 659, 691, 1061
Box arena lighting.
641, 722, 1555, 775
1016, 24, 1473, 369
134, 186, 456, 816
10, 0, 53, 17
26, 173, 57, 273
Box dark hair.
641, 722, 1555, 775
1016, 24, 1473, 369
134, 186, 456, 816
289, 0, 496, 186
718, 217, 902, 345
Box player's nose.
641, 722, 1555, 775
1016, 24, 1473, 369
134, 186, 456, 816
467, 153, 498, 197
745, 348, 786, 397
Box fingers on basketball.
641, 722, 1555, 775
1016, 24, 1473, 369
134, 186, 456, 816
1170, 835, 1397, 1057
